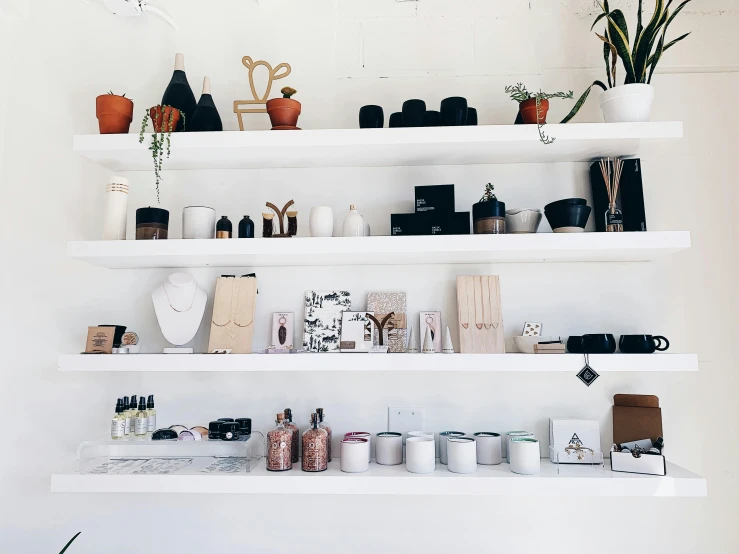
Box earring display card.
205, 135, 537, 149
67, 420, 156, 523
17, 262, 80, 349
456, 276, 505, 353
208, 276, 257, 354
271, 312, 294, 350
420, 311, 442, 352
367, 292, 407, 353
340, 312, 375, 353
549, 419, 601, 463
522, 322, 542, 336
303, 291, 351, 353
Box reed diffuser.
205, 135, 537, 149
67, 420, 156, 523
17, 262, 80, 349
599, 157, 624, 232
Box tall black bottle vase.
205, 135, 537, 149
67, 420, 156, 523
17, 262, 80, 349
161, 53, 196, 132
191, 77, 223, 132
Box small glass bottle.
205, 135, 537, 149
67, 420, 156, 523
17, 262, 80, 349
267, 413, 293, 471
605, 204, 624, 232
302, 413, 328, 472
134, 397, 148, 436
127, 394, 137, 435
316, 408, 333, 462
283, 408, 300, 464
238, 216, 255, 238
216, 216, 232, 238
146, 395, 157, 434
111, 399, 125, 440
122, 396, 132, 436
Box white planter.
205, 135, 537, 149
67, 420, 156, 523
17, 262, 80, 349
375, 432, 403, 465
474, 432, 502, 465
406, 437, 436, 474
342, 204, 365, 237
182, 206, 216, 239
345, 432, 371, 461
309, 206, 334, 237
505, 431, 533, 463
447, 437, 477, 474
439, 431, 465, 465
340, 438, 370, 473
509, 437, 541, 475
102, 177, 129, 240
600, 84, 654, 123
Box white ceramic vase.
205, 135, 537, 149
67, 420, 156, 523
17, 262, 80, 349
600, 84, 654, 123
505, 431, 533, 463
447, 436, 477, 474
439, 431, 465, 465
102, 176, 129, 240
182, 206, 216, 239
309, 206, 334, 237
375, 432, 403, 465
406, 436, 435, 474
340, 438, 370, 473
509, 437, 541, 475
474, 432, 502, 465
342, 204, 365, 237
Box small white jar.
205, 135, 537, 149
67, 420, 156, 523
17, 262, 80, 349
182, 206, 216, 239
345, 432, 371, 461
509, 437, 541, 475
340, 438, 370, 473
439, 431, 466, 465
406, 436, 436, 474
474, 432, 502, 465
447, 436, 477, 474
309, 206, 334, 237
505, 431, 533, 463
375, 432, 403, 466
342, 204, 365, 237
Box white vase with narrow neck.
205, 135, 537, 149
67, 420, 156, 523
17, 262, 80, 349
342, 204, 365, 237
152, 273, 207, 351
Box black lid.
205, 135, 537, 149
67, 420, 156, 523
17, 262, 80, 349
136, 207, 169, 225
152, 429, 178, 441
115, 398, 123, 413
473, 199, 506, 219
147, 395, 154, 409
218, 418, 234, 422
284, 408, 292, 422
311, 413, 319, 428
130, 394, 137, 405
242, 215, 252, 220
316, 408, 324, 421
235, 418, 252, 433
220, 215, 229, 220
138, 397, 146, 410
123, 396, 130, 409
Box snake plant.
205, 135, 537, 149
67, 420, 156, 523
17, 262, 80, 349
59, 532, 81, 554
562, 0, 693, 123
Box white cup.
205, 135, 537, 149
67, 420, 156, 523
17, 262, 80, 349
509, 437, 541, 475
309, 206, 334, 237
340, 438, 370, 473
345, 432, 371, 461
447, 437, 477, 474
182, 206, 216, 239
375, 432, 403, 465
474, 432, 502, 465
505, 431, 533, 463
439, 431, 466, 465
406, 437, 436, 474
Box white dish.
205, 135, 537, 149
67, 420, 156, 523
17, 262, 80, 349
505, 209, 542, 234
513, 336, 560, 354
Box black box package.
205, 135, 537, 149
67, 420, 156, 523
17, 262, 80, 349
415, 184, 455, 214
589, 159, 647, 232
391, 212, 470, 236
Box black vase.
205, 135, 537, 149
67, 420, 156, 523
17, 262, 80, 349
389, 112, 404, 128
359, 105, 384, 128
162, 54, 197, 132
216, 216, 232, 239
425, 110, 442, 127
191, 79, 223, 132
238, 215, 255, 238
402, 99, 426, 127
466, 108, 478, 126
441, 97, 468, 126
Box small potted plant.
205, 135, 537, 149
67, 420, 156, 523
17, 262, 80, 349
266, 87, 301, 130
95, 92, 134, 134
505, 83, 574, 144
139, 106, 184, 203
472, 183, 506, 234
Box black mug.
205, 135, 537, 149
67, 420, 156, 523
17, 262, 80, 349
425, 110, 442, 127
466, 107, 478, 125
389, 112, 403, 128
402, 99, 426, 127
440, 96, 468, 126
581, 334, 617, 354
566, 336, 584, 354
619, 335, 670, 354
359, 105, 384, 128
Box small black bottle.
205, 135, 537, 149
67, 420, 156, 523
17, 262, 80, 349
216, 216, 232, 239
191, 77, 223, 132
238, 216, 255, 238
161, 53, 196, 132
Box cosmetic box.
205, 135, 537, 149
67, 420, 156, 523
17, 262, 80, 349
390, 212, 470, 236
415, 184, 455, 214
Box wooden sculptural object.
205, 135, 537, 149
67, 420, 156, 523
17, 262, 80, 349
456, 275, 505, 353
366, 313, 395, 346
264, 200, 297, 238
234, 56, 291, 131
207, 276, 257, 354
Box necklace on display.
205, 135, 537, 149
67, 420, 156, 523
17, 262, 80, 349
163, 283, 197, 313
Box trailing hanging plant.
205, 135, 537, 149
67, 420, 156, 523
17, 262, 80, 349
505, 83, 574, 144
562, 0, 694, 123
139, 106, 185, 204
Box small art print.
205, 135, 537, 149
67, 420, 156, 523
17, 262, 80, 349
304, 291, 352, 353
340, 311, 374, 353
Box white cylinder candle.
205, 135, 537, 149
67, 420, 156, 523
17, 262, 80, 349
447, 436, 477, 474
474, 432, 502, 465
375, 432, 403, 465
345, 432, 371, 461
406, 436, 435, 474
182, 206, 216, 239
509, 437, 541, 475
439, 431, 465, 465
102, 176, 129, 240
340, 438, 369, 473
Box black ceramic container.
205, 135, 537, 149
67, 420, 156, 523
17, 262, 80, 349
425, 110, 442, 127
359, 105, 384, 128
191, 93, 223, 132
162, 56, 196, 132
402, 99, 426, 127
545, 198, 587, 211
135, 207, 169, 240
219, 422, 240, 441
566, 336, 584, 354
389, 112, 403, 128
619, 335, 670, 354
216, 216, 232, 238
472, 199, 506, 234
466, 108, 478, 125
581, 334, 617, 354
440, 97, 468, 126
235, 418, 252, 435
238, 216, 255, 238
544, 203, 591, 231
152, 429, 178, 441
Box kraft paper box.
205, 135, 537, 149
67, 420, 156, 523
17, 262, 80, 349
610, 394, 666, 476
85, 326, 115, 354
549, 419, 601, 463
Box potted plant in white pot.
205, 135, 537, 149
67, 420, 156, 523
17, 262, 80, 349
562, 0, 693, 123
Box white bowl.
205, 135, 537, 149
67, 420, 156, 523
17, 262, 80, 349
505, 209, 542, 234
513, 336, 559, 354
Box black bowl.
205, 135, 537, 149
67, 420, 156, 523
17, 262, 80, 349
581, 334, 617, 354
544, 198, 587, 211
566, 336, 584, 353
544, 204, 591, 231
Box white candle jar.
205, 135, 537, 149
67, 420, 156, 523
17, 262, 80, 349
447, 436, 477, 474
375, 432, 403, 466
406, 437, 435, 474
340, 438, 370, 473
439, 431, 466, 465
509, 437, 541, 475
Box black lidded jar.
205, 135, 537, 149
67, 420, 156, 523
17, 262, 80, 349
136, 207, 170, 240
216, 216, 232, 239
238, 216, 255, 238
472, 184, 506, 234
235, 418, 252, 436
208, 420, 223, 440
219, 421, 240, 441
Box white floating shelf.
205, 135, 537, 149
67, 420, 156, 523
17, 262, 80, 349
73, 122, 683, 170
68, 233, 690, 269
58, 353, 699, 373
51, 459, 706, 497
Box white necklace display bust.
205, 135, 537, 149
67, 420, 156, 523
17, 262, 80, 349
152, 273, 207, 351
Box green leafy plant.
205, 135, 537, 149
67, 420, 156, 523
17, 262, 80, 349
107, 91, 126, 97
139, 106, 185, 203
505, 83, 574, 144
479, 183, 498, 203
562, 0, 693, 123
281, 87, 297, 99
59, 532, 81, 554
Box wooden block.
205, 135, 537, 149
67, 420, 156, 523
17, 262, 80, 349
456, 275, 505, 353
534, 344, 565, 354
207, 276, 257, 354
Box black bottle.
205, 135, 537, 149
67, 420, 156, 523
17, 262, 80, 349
216, 216, 232, 239
161, 53, 196, 132
238, 216, 255, 238
191, 77, 223, 132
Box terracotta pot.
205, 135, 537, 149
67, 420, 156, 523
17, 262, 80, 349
149, 105, 182, 133
519, 98, 549, 125
96, 94, 134, 134
266, 98, 301, 129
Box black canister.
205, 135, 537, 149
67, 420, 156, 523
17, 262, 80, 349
216, 216, 232, 239
235, 418, 252, 436
473, 185, 506, 234
220, 421, 240, 441
136, 207, 169, 240
208, 420, 224, 439
238, 216, 255, 238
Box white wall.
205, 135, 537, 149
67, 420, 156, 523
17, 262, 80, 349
1, 0, 737, 552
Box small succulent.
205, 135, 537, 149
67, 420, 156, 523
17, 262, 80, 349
281, 87, 297, 99
108, 91, 126, 97
479, 183, 497, 203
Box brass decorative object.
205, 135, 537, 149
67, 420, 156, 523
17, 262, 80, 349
233, 57, 292, 131
265, 200, 297, 238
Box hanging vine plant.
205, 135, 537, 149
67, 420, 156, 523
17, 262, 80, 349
139, 105, 185, 203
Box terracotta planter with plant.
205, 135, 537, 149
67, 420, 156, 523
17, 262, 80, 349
266, 87, 301, 129
148, 105, 182, 133
96, 92, 134, 134
139, 105, 185, 204
519, 98, 550, 125
505, 83, 574, 144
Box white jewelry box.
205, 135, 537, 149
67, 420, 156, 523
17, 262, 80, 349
549, 418, 601, 463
